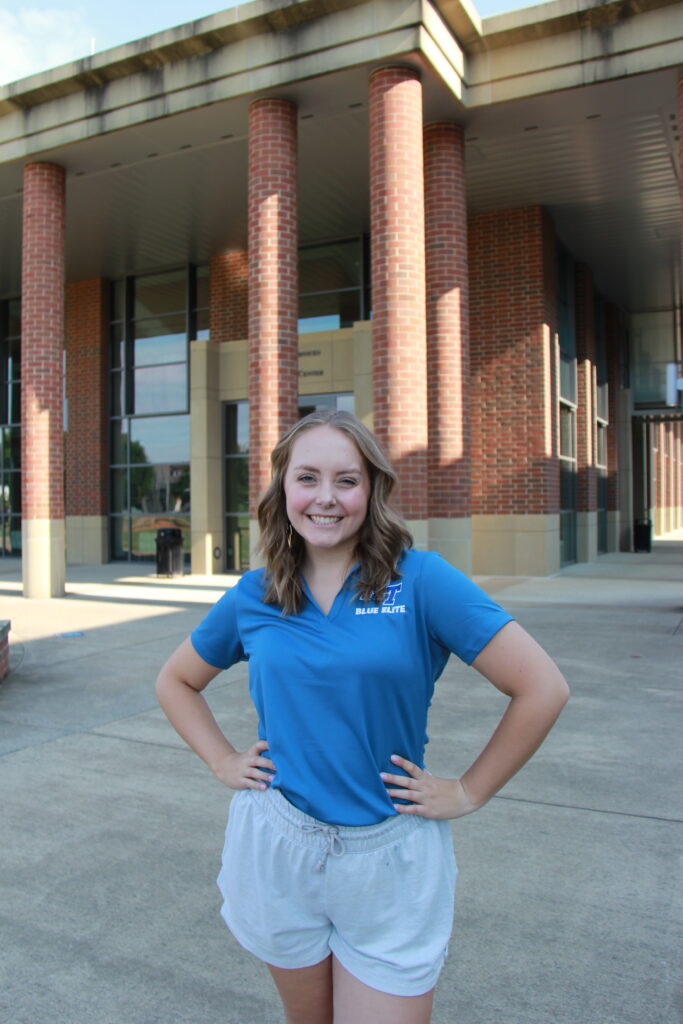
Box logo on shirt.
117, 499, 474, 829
355, 581, 406, 616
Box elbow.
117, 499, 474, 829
554, 671, 570, 712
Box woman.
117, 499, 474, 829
155, 409, 569, 1024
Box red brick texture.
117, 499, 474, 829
575, 264, 597, 513
21, 162, 66, 522
469, 206, 559, 516
424, 121, 470, 520
247, 99, 299, 515
65, 279, 108, 516
210, 250, 248, 343
369, 67, 428, 521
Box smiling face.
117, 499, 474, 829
283, 424, 371, 562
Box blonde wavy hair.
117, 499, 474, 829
257, 409, 412, 614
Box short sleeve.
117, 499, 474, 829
190, 585, 245, 670
419, 552, 514, 665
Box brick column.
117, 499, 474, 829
469, 207, 560, 575
21, 162, 66, 598
247, 99, 299, 558
210, 250, 248, 343
575, 264, 598, 561
424, 121, 470, 571
369, 67, 428, 545
64, 279, 108, 564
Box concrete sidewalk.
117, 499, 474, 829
0, 540, 681, 1024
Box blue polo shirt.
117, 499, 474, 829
191, 549, 513, 825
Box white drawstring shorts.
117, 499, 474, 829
217, 786, 457, 996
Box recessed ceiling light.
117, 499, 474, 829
221, 133, 233, 139
75, 171, 85, 177
524, 125, 539, 131
348, 102, 363, 109
110, 162, 121, 168
301, 113, 313, 120
586, 113, 601, 120
179, 144, 192, 150
147, 152, 158, 158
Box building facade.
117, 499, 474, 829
1, 0, 682, 597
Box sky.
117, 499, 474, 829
0, 0, 536, 87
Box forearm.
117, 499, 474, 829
155, 670, 236, 776
460, 679, 568, 809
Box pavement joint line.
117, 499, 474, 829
493, 793, 683, 824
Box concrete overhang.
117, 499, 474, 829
0, 0, 680, 314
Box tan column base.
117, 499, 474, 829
22, 518, 66, 598
428, 517, 471, 576
66, 516, 107, 564
405, 519, 429, 552
190, 339, 223, 576
576, 510, 598, 564
249, 519, 264, 570
606, 511, 620, 553
472, 514, 560, 576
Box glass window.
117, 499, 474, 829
195, 308, 210, 341
109, 268, 197, 561
134, 315, 187, 367
130, 415, 190, 465
133, 364, 187, 415
224, 402, 249, 454
2, 428, 20, 470
196, 265, 210, 310
130, 464, 189, 515
559, 404, 576, 459
8, 299, 21, 337
134, 269, 186, 319
110, 371, 125, 418
225, 513, 250, 572
299, 292, 360, 333
299, 240, 361, 293
110, 469, 128, 514
110, 324, 125, 370
224, 459, 249, 514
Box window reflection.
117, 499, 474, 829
134, 270, 186, 319
134, 316, 187, 366
130, 464, 190, 515
130, 415, 189, 464
134, 364, 187, 415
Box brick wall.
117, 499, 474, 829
65, 279, 108, 516
575, 264, 597, 513
369, 66, 427, 520
210, 250, 248, 343
469, 206, 559, 516
247, 98, 299, 514
424, 121, 470, 520
21, 162, 65, 522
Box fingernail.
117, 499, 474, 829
390, 754, 400, 762
380, 772, 388, 779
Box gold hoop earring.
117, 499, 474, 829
287, 523, 293, 549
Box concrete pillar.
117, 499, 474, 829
424, 121, 471, 573
575, 264, 598, 562
64, 279, 108, 564
21, 162, 66, 598
247, 99, 299, 559
368, 66, 428, 547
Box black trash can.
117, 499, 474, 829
156, 527, 184, 576
633, 518, 652, 553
